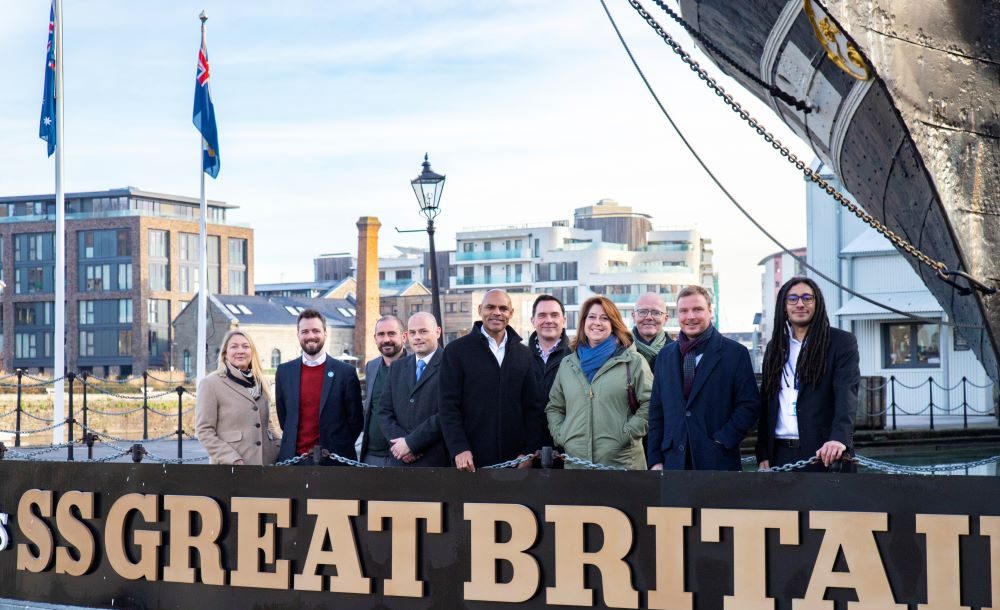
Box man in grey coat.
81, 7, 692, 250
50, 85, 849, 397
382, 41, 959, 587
357, 315, 406, 465
378, 311, 448, 467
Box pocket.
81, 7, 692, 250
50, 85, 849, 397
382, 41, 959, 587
220, 429, 243, 443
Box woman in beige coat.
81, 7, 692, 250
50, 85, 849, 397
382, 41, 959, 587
195, 329, 280, 465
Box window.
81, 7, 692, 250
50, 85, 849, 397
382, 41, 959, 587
462, 242, 474, 252
484, 266, 491, 283
183, 350, 192, 374
118, 299, 133, 324
396, 270, 412, 281
15, 334, 37, 358
118, 330, 133, 356
446, 302, 456, 313
148, 230, 168, 257
271, 349, 281, 369
79, 301, 95, 325
79, 331, 95, 356
484, 242, 492, 252
149, 262, 168, 290
883, 323, 941, 368
225, 238, 247, 295
460, 302, 469, 313
119, 263, 133, 290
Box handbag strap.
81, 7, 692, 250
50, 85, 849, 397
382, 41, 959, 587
625, 360, 634, 388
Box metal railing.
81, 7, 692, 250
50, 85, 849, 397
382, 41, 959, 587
0, 368, 196, 461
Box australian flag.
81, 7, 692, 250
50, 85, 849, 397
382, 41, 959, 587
193, 31, 220, 178
39, 2, 56, 157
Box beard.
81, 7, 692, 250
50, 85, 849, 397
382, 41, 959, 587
379, 342, 403, 358
301, 340, 325, 356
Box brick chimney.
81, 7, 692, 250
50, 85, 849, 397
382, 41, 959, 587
354, 217, 381, 365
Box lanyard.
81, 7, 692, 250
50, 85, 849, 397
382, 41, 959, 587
783, 359, 799, 391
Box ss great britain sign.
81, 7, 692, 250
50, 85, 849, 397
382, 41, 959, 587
1, 462, 999, 609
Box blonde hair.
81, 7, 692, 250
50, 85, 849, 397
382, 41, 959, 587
215, 329, 270, 403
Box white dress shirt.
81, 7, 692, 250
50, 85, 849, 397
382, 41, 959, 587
775, 327, 802, 439
480, 326, 507, 366
302, 351, 327, 367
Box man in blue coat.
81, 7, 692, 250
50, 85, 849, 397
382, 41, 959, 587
647, 285, 758, 471
274, 309, 363, 465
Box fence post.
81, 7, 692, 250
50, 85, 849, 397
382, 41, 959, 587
890, 376, 897, 431
14, 369, 23, 448
962, 376, 968, 430
80, 372, 88, 442
66, 372, 76, 461
928, 376, 935, 431
142, 371, 149, 441
176, 386, 185, 459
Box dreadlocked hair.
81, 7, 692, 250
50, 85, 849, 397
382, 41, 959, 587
761, 276, 831, 399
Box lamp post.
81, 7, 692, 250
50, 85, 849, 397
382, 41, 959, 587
410, 153, 446, 330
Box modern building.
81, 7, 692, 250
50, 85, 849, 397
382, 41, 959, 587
451, 199, 717, 335
757, 247, 807, 345
0, 187, 253, 377
172, 294, 357, 375
802, 163, 993, 410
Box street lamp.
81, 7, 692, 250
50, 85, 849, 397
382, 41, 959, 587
410, 153, 446, 329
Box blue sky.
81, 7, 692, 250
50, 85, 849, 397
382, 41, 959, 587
0, 1, 815, 331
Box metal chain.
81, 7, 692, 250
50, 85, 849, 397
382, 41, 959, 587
483, 453, 538, 469
144, 372, 195, 385
147, 405, 195, 417
622, 0, 952, 279
0, 407, 20, 418
272, 453, 311, 467
23, 373, 64, 384
22, 410, 54, 423
84, 384, 149, 400
763, 456, 821, 472
77, 422, 181, 444
557, 453, 627, 471
142, 450, 209, 464
4, 442, 76, 460
82, 449, 134, 464
85, 405, 145, 416
0, 419, 68, 434
856, 454, 1000, 474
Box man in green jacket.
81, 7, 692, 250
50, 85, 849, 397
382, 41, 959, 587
631, 292, 673, 371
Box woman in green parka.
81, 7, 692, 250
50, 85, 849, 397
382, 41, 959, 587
546, 295, 652, 469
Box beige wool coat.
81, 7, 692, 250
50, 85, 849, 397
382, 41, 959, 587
195, 372, 281, 465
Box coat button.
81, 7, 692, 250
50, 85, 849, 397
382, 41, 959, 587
678, 444, 685, 451
256, 423, 261, 428
252, 406, 258, 411
685, 411, 691, 417
255, 441, 261, 446
410, 399, 415, 403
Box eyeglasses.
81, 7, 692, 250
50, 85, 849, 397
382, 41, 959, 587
785, 294, 816, 305
635, 309, 666, 319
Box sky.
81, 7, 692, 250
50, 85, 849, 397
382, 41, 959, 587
0, 0, 816, 332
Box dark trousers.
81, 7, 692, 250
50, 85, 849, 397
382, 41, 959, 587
773, 440, 855, 473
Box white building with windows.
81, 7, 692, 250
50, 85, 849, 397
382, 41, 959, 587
451, 199, 717, 335
804, 164, 993, 411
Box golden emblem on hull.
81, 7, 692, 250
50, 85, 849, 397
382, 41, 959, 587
803, 0, 871, 81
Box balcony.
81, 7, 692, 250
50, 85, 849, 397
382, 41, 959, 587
641, 243, 695, 252
455, 248, 532, 262
452, 274, 527, 288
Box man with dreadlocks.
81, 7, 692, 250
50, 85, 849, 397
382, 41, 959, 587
756, 277, 860, 472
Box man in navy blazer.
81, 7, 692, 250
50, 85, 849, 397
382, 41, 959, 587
275, 309, 363, 464
647, 286, 758, 471
756, 277, 859, 472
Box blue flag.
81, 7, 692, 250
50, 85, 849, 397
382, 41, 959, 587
192, 31, 220, 178
39, 2, 56, 157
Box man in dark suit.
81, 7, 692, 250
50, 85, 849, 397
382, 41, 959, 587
647, 285, 758, 471
358, 315, 406, 466
528, 294, 570, 402
378, 311, 448, 467
756, 277, 860, 472
438, 289, 547, 472
275, 309, 363, 464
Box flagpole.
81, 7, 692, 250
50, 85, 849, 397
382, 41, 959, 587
52, 0, 66, 445
195, 11, 209, 385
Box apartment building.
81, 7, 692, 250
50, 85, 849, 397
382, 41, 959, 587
0, 187, 253, 376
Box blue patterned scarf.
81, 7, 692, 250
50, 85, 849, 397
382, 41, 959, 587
578, 337, 618, 383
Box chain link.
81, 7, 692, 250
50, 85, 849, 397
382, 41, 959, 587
623, 0, 951, 278
0, 419, 68, 435
85, 405, 145, 416
557, 453, 627, 471
272, 453, 311, 467
856, 454, 1000, 474
762, 456, 822, 472
483, 453, 538, 469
